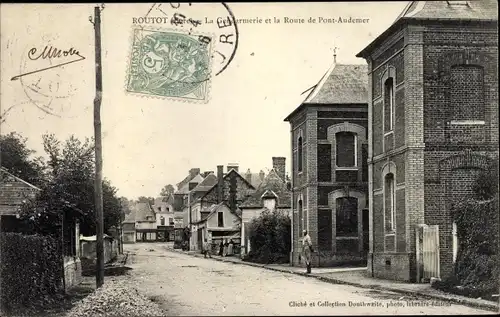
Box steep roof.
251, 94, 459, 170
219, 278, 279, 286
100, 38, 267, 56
175, 174, 205, 195
239, 169, 291, 208
133, 202, 156, 222
0, 168, 41, 216
123, 209, 136, 223
192, 201, 241, 225
357, 0, 498, 58
304, 64, 368, 104
200, 169, 256, 201
191, 173, 218, 192
284, 63, 368, 122
243, 171, 266, 188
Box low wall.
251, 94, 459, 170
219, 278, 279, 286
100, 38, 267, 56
80, 238, 117, 264
291, 247, 367, 268
371, 252, 415, 282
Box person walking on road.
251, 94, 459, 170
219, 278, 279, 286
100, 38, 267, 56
302, 230, 313, 274
203, 238, 212, 258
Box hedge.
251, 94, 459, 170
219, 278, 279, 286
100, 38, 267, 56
246, 210, 291, 264
0, 232, 63, 313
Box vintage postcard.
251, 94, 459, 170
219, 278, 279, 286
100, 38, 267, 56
0, 2, 498, 316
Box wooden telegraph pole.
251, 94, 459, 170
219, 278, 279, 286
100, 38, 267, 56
92, 4, 104, 288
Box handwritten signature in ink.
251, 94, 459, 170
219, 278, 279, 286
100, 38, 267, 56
11, 45, 86, 81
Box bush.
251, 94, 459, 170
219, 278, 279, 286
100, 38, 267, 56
443, 198, 499, 298
0, 233, 63, 313
434, 165, 499, 300
246, 210, 291, 264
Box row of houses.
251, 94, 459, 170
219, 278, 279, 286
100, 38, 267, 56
283, 0, 498, 282
122, 195, 177, 243
170, 159, 292, 255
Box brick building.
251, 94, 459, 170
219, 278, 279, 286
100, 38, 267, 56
356, 0, 498, 281
284, 60, 369, 267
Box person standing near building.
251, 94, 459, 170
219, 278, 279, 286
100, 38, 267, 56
203, 238, 212, 258
228, 239, 234, 256
302, 230, 313, 274
219, 240, 224, 256
223, 239, 229, 257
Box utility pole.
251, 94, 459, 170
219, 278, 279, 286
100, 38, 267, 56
92, 4, 104, 288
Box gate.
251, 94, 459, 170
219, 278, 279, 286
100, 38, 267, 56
416, 225, 440, 282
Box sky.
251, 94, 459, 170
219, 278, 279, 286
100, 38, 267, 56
0, 2, 408, 200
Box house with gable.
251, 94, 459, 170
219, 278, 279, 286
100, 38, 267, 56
356, 0, 498, 281
239, 157, 292, 256
153, 194, 175, 241
188, 164, 256, 251
284, 56, 370, 267
122, 209, 136, 243
0, 167, 40, 232
134, 202, 157, 242
192, 201, 242, 252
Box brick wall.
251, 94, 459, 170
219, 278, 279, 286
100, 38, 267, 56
422, 22, 498, 278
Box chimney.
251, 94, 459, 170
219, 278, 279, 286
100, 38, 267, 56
272, 157, 286, 181
227, 163, 239, 173
217, 165, 224, 203
245, 168, 252, 184
229, 172, 237, 212
259, 170, 265, 181
189, 168, 200, 178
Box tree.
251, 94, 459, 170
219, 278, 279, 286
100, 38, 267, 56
103, 179, 125, 232
137, 196, 154, 205
0, 132, 46, 186
119, 197, 133, 214
20, 134, 125, 236
159, 184, 175, 197
247, 210, 291, 264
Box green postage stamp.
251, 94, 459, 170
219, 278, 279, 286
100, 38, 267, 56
126, 28, 213, 102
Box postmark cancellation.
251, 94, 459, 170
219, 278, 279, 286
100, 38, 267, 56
126, 28, 213, 103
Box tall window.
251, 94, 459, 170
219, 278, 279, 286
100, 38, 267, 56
384, 173, 396, 232
169, 218, 173, 225
384, 78, 395, 132
297, 136, 303, 172
450, 65, 484, 122
298, 199, 303, 234
160, 217, 165, 226
318, 144, 332, 181
336, 197, 358, 237
336, 132, 357, 167
218, 212, 224, 227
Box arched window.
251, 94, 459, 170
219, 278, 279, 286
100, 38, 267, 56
384, 77, 395, 132
297, 136, 303, 172
336, 132, 357, 167
160, 217, 165, 226
384, 173, 396, 232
